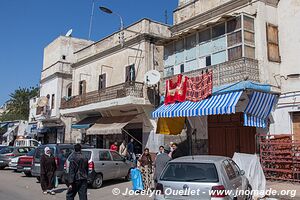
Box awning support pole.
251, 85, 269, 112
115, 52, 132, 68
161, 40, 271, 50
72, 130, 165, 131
122, 128, 143, 146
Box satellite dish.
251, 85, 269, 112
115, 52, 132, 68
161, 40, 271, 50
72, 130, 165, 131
144, 70, 161, 85
37, 96, 48, 107
65, 29, 73, 37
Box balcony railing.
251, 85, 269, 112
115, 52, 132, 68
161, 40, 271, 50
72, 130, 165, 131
61, 82, 144, 109
163, 58, 260, 87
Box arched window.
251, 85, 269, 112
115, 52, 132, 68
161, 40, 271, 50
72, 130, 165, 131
67, 84, 72, 97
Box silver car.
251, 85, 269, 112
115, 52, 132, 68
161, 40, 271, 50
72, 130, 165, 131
63, 149, 135, 189
155, 156, 251, 200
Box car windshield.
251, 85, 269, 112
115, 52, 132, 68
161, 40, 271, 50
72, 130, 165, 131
26, 148, 36, 156
0, 147, 14, 154
68, 150, 91, 160
160, 163, 219, 182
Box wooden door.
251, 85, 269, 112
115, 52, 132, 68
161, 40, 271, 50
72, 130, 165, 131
208, 113, 256, 157
293, 112, 300, 142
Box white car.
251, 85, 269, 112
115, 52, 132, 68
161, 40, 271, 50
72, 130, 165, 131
8, 157, 19, 170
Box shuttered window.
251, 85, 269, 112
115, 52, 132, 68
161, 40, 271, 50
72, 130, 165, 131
79, 80, 86, 95
266, 24, 280, 62
98, 74, 106, 90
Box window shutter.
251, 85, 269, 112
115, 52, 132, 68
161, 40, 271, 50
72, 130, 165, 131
266, 24, 280, 62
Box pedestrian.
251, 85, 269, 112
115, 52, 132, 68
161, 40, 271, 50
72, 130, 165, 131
66, 144, 89, 200
156, 146, 165, 155
40, 146, 57, 195
119, 140, 127, 157
110, 141, 118, 151
168, 143, 178, 158
138, 148, 153, 191
153, 147, 171, 184
127, 138, 135, 161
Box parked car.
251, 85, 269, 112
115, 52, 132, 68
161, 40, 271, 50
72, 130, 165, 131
14, 139, 40, 147
63, 149, 135, 189
0, 146, 35, 170
0, 145, 7, 151
31, 144, 92, 181
17, 148, 36, 176
155, 155, 252, 200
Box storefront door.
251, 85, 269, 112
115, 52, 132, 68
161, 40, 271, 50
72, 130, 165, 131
208, 113, 256, 157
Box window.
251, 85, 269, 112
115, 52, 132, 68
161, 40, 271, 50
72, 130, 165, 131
62, 55, 66, 60
212, 23, 225, 38
229, 159, 241, 177
227, 16, 241, 33
223, 160, 236, 180
244, 16, 254, 31
228, 45, 242, 61
99, 151, 112, 161
125, 64, 135, 82
79, 80, 86, 95
51, 94, 55, 109
60, 148, 73, 159
98, 74, 106, 90
110, 151, 124, 161
199, 29, 211, 43
160, 163, 219, 182
266, 23, 280, 62
227, 31, 242, 47
67, 85, 72, 97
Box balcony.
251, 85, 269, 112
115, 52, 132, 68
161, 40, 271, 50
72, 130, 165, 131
61, 82, 144, 109
163, 58, 259, 87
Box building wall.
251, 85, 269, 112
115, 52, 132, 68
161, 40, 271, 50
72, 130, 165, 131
269, 0, 300, 135
72, 41, 147, 96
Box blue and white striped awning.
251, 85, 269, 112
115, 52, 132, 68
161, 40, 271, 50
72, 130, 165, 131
152, 91, 243, 118
243, 91, 277, 128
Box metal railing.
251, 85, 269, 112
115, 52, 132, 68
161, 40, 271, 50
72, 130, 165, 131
61, 82, 144, 109
163, 58, 260, 86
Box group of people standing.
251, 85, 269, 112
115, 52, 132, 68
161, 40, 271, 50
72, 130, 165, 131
40, 144, 89, 200
137, 142, 178, 190
110, 139, 136, 161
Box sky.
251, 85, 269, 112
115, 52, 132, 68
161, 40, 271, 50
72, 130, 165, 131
0, 0, 178, 105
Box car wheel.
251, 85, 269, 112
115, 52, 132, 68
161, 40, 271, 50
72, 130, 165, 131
92, 174, 103, 189
245, 184, 252, 200
24, 172, 32, 177
0, 166, 5, 170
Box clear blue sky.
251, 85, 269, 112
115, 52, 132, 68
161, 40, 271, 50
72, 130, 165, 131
0, 0, 178, 105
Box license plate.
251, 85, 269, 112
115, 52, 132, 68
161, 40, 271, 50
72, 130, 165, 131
24, 167, 31, 170
0, 161, 3, 163
35, 163, 40, 167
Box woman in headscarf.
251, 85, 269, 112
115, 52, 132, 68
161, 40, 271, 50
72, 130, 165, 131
40, 146, 57, 195
138, 148, 153, 190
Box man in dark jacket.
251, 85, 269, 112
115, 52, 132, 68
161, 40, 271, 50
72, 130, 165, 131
153, 148, 171, 184
66, 144, 88, 200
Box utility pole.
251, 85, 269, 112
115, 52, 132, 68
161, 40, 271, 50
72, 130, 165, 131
164, 9, 168, 24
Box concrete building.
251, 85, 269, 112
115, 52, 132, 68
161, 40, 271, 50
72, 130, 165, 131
36, 36, 93, 144
60, 19, 170, 153
153, 0, 300, 157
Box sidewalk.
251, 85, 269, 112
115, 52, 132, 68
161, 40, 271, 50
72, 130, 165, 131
260, 181, 300, 200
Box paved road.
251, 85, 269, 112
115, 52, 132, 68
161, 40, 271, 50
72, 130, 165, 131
0, 169, 152, 200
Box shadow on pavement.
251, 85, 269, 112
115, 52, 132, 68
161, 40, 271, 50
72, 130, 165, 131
54, 188, 68, 194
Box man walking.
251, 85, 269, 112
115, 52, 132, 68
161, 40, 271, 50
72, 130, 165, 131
127, 138, 135, 161
153, 147, 171, 184
66, 144, 88, 200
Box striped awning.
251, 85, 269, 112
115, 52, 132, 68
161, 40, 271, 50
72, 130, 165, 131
152, 91, 243, 118
243, 91, 277, 128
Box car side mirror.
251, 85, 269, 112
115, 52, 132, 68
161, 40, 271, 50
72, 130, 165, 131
240, 170, 245, 176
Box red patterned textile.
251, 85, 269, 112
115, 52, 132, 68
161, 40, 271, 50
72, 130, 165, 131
186, 70, 213, 102
165, 74, 188, 105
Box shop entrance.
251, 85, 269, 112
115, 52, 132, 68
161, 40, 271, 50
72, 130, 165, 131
208, 113, 256, 157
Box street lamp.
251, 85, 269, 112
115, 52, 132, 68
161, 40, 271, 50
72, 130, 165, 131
99, 6, 125, 47
99, 6, 124, 30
